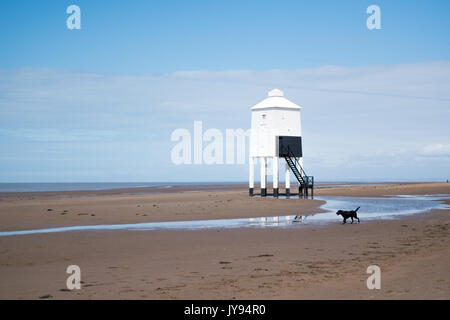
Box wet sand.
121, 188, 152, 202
0, 182, 449, 299
0, 189, 323, 231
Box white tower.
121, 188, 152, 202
249, 89, 312, 197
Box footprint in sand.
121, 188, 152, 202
248, 254, 274, 258
387, 290, 397, 294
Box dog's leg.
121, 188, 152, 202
342, 218, 346, 224
351, 217, 354, 224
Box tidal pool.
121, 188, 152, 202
0, 194, 448, 237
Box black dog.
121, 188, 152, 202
336, 207, 360, 224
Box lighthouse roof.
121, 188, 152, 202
251, 89, 301, 110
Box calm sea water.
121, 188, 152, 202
0, 182, 245, 193
0, 181, 414, 193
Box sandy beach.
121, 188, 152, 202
0, 182, 449, 299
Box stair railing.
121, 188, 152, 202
285, 146, 313, 187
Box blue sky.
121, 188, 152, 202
0, 0, 449, 182
1, 0, 450, 72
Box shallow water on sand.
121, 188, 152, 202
310, 194, 450, 221
0, 194, 449, 237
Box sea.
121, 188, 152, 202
0, 182, 246, 193
0, 181, 417, 193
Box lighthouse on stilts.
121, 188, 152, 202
249, 89, 314, 198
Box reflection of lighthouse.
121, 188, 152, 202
249, 89, 314, 198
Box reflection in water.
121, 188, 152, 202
289, 194, 450, 224
312, 194, 450, 221
0, 194, 448, 237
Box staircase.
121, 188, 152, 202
283, 148, 314, 196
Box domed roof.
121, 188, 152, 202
268, 88, 284, 97
251, 88, 301, 110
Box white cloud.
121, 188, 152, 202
420, 144, 450, 157
0, 62, 449, 181
0, 129, 119, 142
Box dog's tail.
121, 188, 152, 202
355, 206, 360, 212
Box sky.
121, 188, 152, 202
0, 0, 449, 182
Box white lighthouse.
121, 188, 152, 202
249, 89, 313, 197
